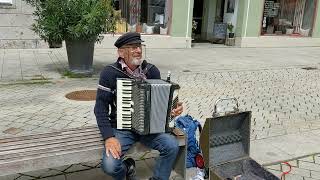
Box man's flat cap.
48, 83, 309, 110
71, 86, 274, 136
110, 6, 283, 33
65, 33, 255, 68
114, 32, 144, 48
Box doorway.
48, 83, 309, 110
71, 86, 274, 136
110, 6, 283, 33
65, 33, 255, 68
192, 0, 227, 43
192, 0, 205, 42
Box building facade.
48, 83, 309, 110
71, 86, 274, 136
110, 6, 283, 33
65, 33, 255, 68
196, 0, 320, 47
0, 0, 319, 48
0, 0, 194, 49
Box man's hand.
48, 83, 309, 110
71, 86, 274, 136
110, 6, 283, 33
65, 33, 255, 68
105, 137, 121, 159
171, 102, 183, 117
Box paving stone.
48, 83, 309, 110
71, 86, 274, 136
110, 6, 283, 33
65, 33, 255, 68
0, 174, 21, 180
22, 168, 62, 178
50, 165, 72, 173
39, 175, 66, 180
80, 160, 101, 168
281, 173, 304, 180
299, 161, 320, 172
266, 164, 282, 171
64, 164, 91, 173
300, 156, 315, 163
315, 155, 320, 165
289, 167, 311, 177
2, 127, 24, 135
287, 160, 299, 167
304, 177, 320, 180
265, 169, 282, 178
311, 170, 320, 179
65, 168, 111, 180
15, 175, 35, 180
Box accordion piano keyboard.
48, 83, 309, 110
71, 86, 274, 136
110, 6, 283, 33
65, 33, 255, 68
117, 79, 134, 130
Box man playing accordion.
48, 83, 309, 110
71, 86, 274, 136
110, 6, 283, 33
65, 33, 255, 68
94, 32, 183, 180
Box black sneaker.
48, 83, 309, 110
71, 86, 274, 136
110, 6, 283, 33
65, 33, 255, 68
149, 177, 160, 180
123, 158, 137, 180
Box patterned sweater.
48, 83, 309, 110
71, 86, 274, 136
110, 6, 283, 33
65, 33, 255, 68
94, 59, 161, 140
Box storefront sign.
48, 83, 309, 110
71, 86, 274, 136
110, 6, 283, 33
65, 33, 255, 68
264, 1, 279, 17
213, 23, 227, 39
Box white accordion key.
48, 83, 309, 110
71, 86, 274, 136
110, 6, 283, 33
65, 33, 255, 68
117, 79, 134, 130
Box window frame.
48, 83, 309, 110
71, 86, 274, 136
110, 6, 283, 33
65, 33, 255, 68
259, 0, 319, 37
113, 0, 173, 35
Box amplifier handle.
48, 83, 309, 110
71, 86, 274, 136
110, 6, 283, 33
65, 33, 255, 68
213, 98, 239, 115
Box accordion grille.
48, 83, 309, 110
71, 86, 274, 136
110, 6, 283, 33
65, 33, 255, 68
131, 85, 146, 133
149, 82, 171, 133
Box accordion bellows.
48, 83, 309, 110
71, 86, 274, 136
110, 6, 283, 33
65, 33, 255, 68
116, 78, 180, 135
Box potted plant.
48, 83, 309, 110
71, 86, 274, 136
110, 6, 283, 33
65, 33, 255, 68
27, 0, 115, 75
227, 23, 235, 38
25, 0, 63, 48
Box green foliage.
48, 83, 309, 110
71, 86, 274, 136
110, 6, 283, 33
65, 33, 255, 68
192, 20, 198, 33
26, 0, 116, 42
62, 70, 91, 78
227, 23, 234, 33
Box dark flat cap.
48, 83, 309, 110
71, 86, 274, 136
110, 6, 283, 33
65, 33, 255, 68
114, 32, 144, 48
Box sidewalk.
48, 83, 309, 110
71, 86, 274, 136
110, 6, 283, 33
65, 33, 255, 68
1, 47, 320, 82
1, 47, 320, 179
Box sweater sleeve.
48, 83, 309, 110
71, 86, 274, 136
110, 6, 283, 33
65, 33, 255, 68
148, 65, 161, 79
94, 69, 115, 140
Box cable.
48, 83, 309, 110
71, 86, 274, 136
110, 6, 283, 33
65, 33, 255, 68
280, 162, 292, 180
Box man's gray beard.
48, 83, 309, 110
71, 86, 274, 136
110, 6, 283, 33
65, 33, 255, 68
131, 58, 143, 66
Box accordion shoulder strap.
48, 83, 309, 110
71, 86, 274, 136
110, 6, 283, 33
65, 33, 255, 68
107, 64, 134, 79
107, 62, 154, 77
142, 63, 154, 75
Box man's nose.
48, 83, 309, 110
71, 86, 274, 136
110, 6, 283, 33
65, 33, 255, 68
136, 46, 142, 53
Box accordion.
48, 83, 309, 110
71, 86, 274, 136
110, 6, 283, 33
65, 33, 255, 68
116, 78, 180, 135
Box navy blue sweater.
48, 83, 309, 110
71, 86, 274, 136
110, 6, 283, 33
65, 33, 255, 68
94, 59, 161, 140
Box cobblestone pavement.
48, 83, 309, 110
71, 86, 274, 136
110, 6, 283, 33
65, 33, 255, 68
1, 68, 320, 140
266, 153, 320, 180
1, 47, 320, 179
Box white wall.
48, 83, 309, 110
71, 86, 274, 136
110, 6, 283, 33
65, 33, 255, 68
223, 0, 239, 33
0, 0, 47, 48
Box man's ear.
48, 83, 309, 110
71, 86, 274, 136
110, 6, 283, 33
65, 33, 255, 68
117, 49, 124, 58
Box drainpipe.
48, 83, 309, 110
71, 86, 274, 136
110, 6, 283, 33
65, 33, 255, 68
244, 0, 251, 37
186, 0, 191, 38
186, 0, 191, 48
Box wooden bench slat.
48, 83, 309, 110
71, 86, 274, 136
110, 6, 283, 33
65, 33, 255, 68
0, 131, 100, 150
0, 136, 103, 157
0, 135, 185, 162
0, 140, 103, 162
0, 126, 98, 144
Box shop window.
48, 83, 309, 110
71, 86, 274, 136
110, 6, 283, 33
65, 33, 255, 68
113, 0, 172, 35
0, 0, 12, 4
0, 0, 15, 9
261, 0, 317, 37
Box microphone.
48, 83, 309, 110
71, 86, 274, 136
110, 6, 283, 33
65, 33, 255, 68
166, 71, 171, 82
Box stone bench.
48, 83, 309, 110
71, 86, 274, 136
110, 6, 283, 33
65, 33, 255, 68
0, 126, 186, 179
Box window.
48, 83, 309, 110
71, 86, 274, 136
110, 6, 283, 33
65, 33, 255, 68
113, 0, 172, 35
261, 0, 317, 37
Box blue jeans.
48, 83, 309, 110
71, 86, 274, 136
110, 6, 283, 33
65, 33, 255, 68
101, 129, 179, 180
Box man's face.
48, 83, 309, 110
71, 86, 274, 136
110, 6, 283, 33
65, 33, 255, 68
118, 43, 144, 66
